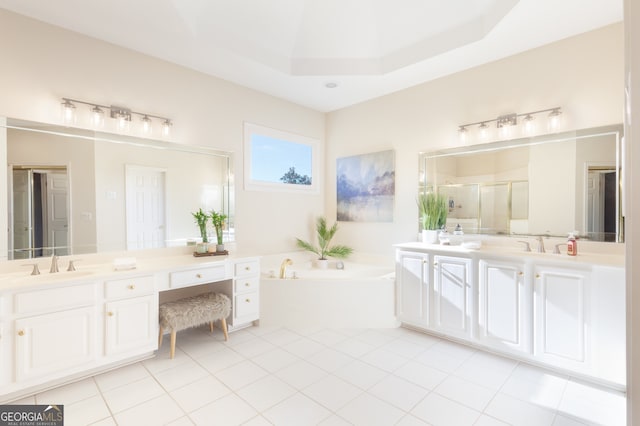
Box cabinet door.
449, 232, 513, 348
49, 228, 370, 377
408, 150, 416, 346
105, 295, 158, 356
478, 259, 529, 353
15, 307, 97, 382
534, 266, 591, 371
432, 255, 472, 339
396, 251, 429, 328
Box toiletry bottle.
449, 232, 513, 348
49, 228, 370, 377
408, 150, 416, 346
567, 232, 577, 256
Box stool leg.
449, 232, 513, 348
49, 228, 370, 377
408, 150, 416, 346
209, 322, 214, 333
158, 325, 164, 348
170, 329, 177, 359
221, 317, 229, 341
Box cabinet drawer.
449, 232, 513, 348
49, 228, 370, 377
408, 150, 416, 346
234, 277, 259, 294
235, 292, 259, 318
105, 275, 155, 299
234, 260, 259, 277
14, 283, 97, 316
170, 265, 227, 288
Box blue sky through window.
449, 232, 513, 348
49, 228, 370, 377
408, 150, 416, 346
250, 134, 313, 184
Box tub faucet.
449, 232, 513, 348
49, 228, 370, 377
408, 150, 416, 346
50, 255, 59, 273
279, 258, 293, 279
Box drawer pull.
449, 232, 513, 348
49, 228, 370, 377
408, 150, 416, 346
17, 330, 24, 336
245, 282, 250, 287
518, 272, 524, 276
107, 311, 114, 317
128, 284, 135, 290
536, 274, 540, 279
433, 262, 438, 266
245, 266, 251, 271
245, 298, 251, 303
196, 273, 203, 279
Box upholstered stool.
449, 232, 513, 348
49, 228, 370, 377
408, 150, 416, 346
158, 292, 231, 359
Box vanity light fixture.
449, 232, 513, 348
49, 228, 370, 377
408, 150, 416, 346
458, 106, 562, 143
60, 98, 173, 137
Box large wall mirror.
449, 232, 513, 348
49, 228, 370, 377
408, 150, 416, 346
1, 118, 234, 260
419, 124, 623, 242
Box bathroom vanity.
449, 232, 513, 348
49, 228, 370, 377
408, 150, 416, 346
0, 249, 260, 402
395, 241, 625, 389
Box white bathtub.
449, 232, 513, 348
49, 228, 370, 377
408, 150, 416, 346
259, 253, 399, 329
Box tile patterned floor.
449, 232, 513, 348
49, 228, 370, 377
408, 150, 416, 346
11, 326, 626, 425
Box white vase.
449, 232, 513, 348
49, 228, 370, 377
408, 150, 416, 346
422, 229, 439, 244
316, 259, 329, 269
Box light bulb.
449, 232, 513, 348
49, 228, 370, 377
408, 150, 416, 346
522, 114, 536, 135
478, 123, 489, 141
458, 127, 467, 143
548, 109, 562, 131
499, 124, 512, 139
162, 119, 172, 138
117, 114, 130, 132
90, 106, 105, 128
141, 115, 152, 136
61, 99, 76, 125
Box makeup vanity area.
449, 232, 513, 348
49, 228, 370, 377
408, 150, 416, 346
0, 119, 261, 403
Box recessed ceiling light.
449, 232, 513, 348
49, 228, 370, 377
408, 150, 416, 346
325, 82, 338, 89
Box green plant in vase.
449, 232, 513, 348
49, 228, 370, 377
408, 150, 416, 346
296, 217, 353, 268
191, 208, 209, 243
210, 210, 228, 251
417, 192, 448, 243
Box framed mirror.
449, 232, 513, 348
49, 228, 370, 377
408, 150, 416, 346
419, 124, 623, 242
1, 118, 234, 260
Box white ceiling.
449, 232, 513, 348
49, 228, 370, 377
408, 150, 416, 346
0, 0, 623, 112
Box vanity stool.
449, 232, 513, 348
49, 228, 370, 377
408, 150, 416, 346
158, 292, 231, 359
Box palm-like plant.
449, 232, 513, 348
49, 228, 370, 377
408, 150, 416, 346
210, 210, 227, 245
417, 192, 448, 230
191, 208, 209, 243
296, 217, 353, 260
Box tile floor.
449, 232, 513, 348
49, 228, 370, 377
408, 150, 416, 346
12, 326, 626, 426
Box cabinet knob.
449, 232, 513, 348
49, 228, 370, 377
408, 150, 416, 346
17, 330, 24, 336
128, 284, 135, 290
245, 266, 251, 271
196, 273, 203, 278
245, 282, 250, 287
245, 298, 251, 303
536, 274, 540, 279
107, 311, 114, 317
433, 262, 438, 266
518, 271, 524, 276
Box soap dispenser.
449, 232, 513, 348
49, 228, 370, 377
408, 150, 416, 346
567, 232, 577, 256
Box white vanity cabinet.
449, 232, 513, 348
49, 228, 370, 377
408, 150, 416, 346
396, 250, 430, 328
104, 275, 158, 357
12, 282, 99, 384
478, 257, 529, 354
432, 255, 473, 341
231, 258, 260, 328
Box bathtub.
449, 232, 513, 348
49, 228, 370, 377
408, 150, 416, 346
259, 253, 399, 329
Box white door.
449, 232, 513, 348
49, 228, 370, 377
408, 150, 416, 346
46, 172, 70, 256
105, 295, 158, 356
15, 307, 97, 382
432, 255, 473, 340
11, 169, 33, 259
396, 251, 430, 328
478, 258, 529, 353
534, 265, 591, 372
587, 171, 603, 237
125, 166, 166, 250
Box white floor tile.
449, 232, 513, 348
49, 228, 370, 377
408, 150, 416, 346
9, 395, 36, 404
64, 394, 112, 426
453, 361, 512, 391
263, 393, 331, 426
36, 378, 99, 405
169, 375, 231, 412
368, 375, 430, 412
413, 346, 468, 373
231, 337, 277, 358
215, 360, 269, 390
259, 328, 302, 346
143, 348, 191, 374
394, 360, 448, 390
354, 329, 397, 347
94, 362, 150, 392
333, 337, 377, 358
317, 414, 353, 426
90, 417, 117, 426
380, 337, 429, 358
558, 379, 626, 426
274, 359, 328, 390
411, 393, 481, 426
308, 329, 349, 346
114, 394, 184, 426
500, 364, 568, 410
189, 393, 257, 426
196, 346, 245, 374
434, 375, 496, 412
282, 337, 326, 358
552, 414, 589, 425
337, 392, 406, 426
242, 415, 273, 426
361, 347, 410, 372
102, 376, 165, 413
153, 359, 210, 391
165, 416, 195, 426
302, 375, 363, 411
484, 393, 556, 426
250, 347, 300, 373
431, 339, 477, 360
474, 414, 511, 426
396, 414, 432, 426
306, 347, 354, 372
236, 375, 296, 412
333, 359, 388, 390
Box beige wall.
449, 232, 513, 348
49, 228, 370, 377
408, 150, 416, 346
0, 9, 325, 256
326, 23, 623, 255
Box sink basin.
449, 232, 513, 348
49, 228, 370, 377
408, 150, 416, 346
9, 269, 97, 286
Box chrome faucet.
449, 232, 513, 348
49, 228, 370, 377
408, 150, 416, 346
535, 236, 546, 253
279, 258, 293, 279
50, 255, 59, 273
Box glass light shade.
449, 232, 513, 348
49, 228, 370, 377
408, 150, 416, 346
522, 115, 536, 135
60, 100, 76, 125
141, 116, 152, 136
498, 124, 512, 139
548, 109, 562, 131
478, 123, 490, 141
458, 127, 467, 143
90, 106, 105, 128
116, 114, 131, 132
162, 120, 172, 138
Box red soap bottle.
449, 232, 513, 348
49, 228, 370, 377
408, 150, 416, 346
567, 232, 577, 256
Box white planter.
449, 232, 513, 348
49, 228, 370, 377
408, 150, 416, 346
315, 259, 329, 269
422, 229, 439, 244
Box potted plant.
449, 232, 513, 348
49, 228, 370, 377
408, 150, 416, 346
296, 216, 353, 268
191, 208, 209, 252
417, 192, 448, 243
210, 210, 228, 252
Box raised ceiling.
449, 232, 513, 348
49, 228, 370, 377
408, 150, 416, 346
0, 0, 623, 112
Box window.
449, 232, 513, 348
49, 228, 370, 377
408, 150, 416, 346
243, 122, 319, 192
